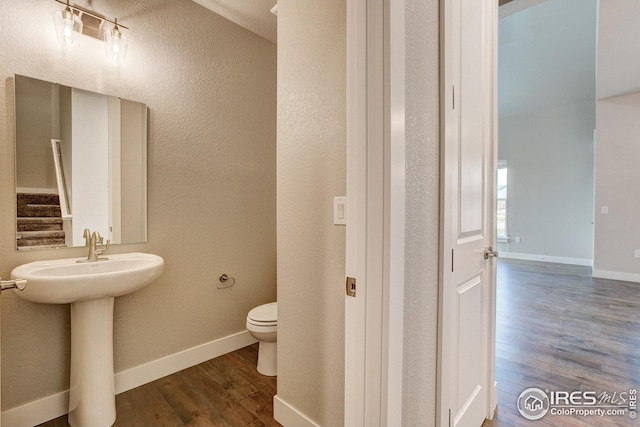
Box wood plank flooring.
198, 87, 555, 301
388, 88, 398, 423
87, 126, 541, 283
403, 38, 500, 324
38, 344, 281, 427
483, 259, 640, 427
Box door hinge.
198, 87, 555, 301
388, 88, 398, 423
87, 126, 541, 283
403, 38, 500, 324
346, 277, 357, 298
451, 249, 454, 272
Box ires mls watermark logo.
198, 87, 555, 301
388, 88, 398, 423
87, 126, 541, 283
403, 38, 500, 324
517, 387, 637, 421
517, 388, 550, 420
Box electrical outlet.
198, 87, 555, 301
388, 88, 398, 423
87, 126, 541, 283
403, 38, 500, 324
601, 206, 609, 214
635, 250, 640, 258
515, 236, 521, 243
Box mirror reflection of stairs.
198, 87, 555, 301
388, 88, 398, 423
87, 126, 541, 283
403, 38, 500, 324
17, 193, 66, 248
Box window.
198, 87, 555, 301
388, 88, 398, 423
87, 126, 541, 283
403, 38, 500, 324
497, 162, 508, 241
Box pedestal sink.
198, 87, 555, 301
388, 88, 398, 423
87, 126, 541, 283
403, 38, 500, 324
11, 253, 164, 427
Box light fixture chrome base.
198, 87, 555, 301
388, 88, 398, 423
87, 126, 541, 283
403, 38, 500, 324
52, 0, 129, 41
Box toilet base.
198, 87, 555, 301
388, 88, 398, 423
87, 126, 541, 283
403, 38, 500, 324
257, 341, 277, 376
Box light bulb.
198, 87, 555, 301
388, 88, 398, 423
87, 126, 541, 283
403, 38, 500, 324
105, 24, 128, 61
53, 7, 82, 47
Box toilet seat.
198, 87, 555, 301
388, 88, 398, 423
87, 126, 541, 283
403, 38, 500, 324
247, 319, 277, 327
247, 302, 277, 325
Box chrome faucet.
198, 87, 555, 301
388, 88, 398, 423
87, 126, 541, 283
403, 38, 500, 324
77, 230, 110, 263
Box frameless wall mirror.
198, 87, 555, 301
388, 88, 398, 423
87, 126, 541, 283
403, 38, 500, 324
15, 74, 148, 250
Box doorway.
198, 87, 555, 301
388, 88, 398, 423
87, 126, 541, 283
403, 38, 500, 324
487, 0, 640, 425
496, 0, 596, 268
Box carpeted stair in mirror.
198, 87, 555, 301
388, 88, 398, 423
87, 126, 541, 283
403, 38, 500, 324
17, 193, 66, 248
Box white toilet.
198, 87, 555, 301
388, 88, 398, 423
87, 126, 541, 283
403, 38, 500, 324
246, 302, 277, 376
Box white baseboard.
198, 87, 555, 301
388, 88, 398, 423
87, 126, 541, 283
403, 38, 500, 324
114, 330, 256, 394
2, 330, 257, 427
592, 269, 640, 283
1, 391, 70, 427
489, 380, 498, 420
498, 252, 593, 267
273, 395, 320, 427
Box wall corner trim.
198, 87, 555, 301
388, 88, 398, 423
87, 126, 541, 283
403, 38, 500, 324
273, 395, 320, 427
1, 330, 257, 427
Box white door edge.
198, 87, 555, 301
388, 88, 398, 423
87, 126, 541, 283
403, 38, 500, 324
487, 0, 499, 417
437, 0, 498, 425
344, 0, 368, 425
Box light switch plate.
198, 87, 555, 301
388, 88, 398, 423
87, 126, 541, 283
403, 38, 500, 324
334, 197, 346, 225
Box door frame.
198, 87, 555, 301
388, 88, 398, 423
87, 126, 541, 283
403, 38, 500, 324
344, 0, 405, 426
345, 0, 497, 426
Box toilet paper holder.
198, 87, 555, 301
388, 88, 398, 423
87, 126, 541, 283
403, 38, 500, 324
217, 274, 236, 289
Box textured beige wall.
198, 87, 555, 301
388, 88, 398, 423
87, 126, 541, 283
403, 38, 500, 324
0, 0, 276, 411
593, 1, 640, 278
276, 0, 346, 425
594, 94, 640, 276
403, 0, 440, 425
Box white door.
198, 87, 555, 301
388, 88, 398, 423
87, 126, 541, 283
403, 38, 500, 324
439, 0, 497, 426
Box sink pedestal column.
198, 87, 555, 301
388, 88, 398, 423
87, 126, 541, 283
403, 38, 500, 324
68, 297, 116, 427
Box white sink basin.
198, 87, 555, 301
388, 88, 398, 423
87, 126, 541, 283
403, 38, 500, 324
10, 252, 164, 427
11, 252, 164, 304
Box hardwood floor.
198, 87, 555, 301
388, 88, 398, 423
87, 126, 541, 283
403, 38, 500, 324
38, 344, 281, 427
483, 259, 640, 427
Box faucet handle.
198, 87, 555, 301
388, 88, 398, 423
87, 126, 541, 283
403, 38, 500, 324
97, 239, 110, 255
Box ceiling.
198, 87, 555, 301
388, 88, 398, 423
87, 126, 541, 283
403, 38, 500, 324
194, 0, 544, 44
192, 0, 277, 43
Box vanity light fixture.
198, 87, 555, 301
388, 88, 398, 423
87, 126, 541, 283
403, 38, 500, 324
52, 0, 82, 47
52, 0, 129, 61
